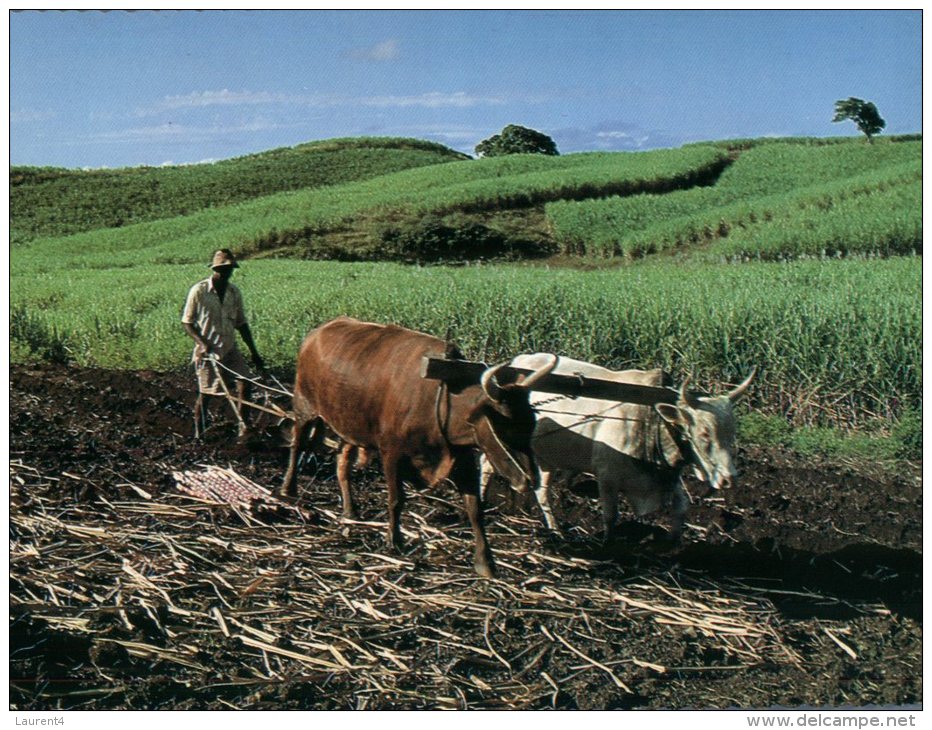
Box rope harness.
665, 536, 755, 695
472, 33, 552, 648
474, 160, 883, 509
434, 380, 454, 448
532, 391, 695, 471
201, 354, 293, 421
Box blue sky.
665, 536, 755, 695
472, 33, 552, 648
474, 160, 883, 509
9, 9, 922, 168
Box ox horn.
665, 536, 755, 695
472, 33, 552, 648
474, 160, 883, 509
727, 367, 757, 403
517, 353, 558, 390
481, 354, 558, 402
480, 361, 510, 403
679, 376, 702, 409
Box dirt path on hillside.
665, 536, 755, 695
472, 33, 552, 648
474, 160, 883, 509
10, 364, 921, 710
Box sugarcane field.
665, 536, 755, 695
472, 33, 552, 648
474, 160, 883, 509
10, 12, 922, 716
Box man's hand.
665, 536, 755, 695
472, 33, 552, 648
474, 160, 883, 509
194, 342, 211, 363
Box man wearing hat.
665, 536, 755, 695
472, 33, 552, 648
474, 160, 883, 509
182, 249, 265, 439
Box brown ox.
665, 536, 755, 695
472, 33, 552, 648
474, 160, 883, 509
277, 317, 555, 577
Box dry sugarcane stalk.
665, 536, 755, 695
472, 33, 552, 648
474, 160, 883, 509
550, 630, 631, 692
11, 455, 817, 710
235, 634, 348, 671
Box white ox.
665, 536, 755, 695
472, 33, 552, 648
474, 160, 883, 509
480, 354, 755, 540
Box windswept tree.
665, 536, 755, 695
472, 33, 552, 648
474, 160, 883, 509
832, 97, 886, 143
475, 124, 559, 157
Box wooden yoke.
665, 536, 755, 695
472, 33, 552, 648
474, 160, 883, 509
421, 357, 679, 406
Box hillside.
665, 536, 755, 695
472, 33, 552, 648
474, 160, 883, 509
10, 137, 468, 244
10, 134, 922, 437
547, 137, 921, 259
11, 134, 921, 270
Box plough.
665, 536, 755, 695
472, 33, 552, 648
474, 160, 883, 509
199, 355, 294, 440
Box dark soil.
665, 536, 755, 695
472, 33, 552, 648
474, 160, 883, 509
9, 364, 922, 710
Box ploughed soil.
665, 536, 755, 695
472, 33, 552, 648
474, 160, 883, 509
9, 364, 922, 710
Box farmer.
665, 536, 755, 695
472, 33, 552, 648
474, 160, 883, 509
182, 249, 265, 439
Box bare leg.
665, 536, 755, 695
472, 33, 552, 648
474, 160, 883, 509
193, 393, 208, 439
337, 443, 359, 520
235, 380, 252, 436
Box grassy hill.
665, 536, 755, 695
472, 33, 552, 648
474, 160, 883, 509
12, 134, 920, 269
9, 134, 922, 452
10, 137, 469, 245
547, 137, 921, 259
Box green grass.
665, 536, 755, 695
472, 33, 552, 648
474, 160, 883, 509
709, 173, 921, 259
688, 133, 922, 150
14, 145, 730, 275
10, 257, 920, 434
740, 410, 921, 462
9, 134, 922, 456
10, 137, 469, 245
546, 139, 921, 258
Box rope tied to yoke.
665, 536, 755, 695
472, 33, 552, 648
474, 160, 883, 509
531, 390, 690, 470
202, 354, 292, 397
200, 355, 294, 423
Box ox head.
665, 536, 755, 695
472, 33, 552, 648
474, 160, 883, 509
467, 355, 558, 492
655, 370, 756, 492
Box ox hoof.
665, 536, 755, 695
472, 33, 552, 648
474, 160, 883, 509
474, 561, 496, 579
386, 532, 405, 553
274, 489, 298, 503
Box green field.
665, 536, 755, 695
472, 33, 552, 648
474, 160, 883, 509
10, 257, 920, 430
546, 139, 921, 258
13, 144, 730, 273
10, 137, 468, 245
10, 135, 922, 454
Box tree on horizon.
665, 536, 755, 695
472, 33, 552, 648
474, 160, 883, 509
832, 97, 886, 143
475, 125, 559, 157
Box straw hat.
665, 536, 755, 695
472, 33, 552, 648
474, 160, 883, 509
209, 249, 239, 269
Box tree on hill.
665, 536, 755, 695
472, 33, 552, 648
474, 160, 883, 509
475, 125, 559, 157
832, 97, 886, 143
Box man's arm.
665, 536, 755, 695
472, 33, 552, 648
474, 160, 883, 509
183, 322, 211, 360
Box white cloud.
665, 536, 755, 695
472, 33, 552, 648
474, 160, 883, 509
137, 89, 508, 116
553, 121, 682, 153
139, 89, 293, 116
11, 108, 56, 123
361, 92, 506, 109
160, 158, 218, 167
348, 39, 400, 62
596, 130, 650, 147
85, 118, 299, 144
367, 123, 486, 145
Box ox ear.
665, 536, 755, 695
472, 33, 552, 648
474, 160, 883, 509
471, 415, 532, 491
656, 403, 689, 428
